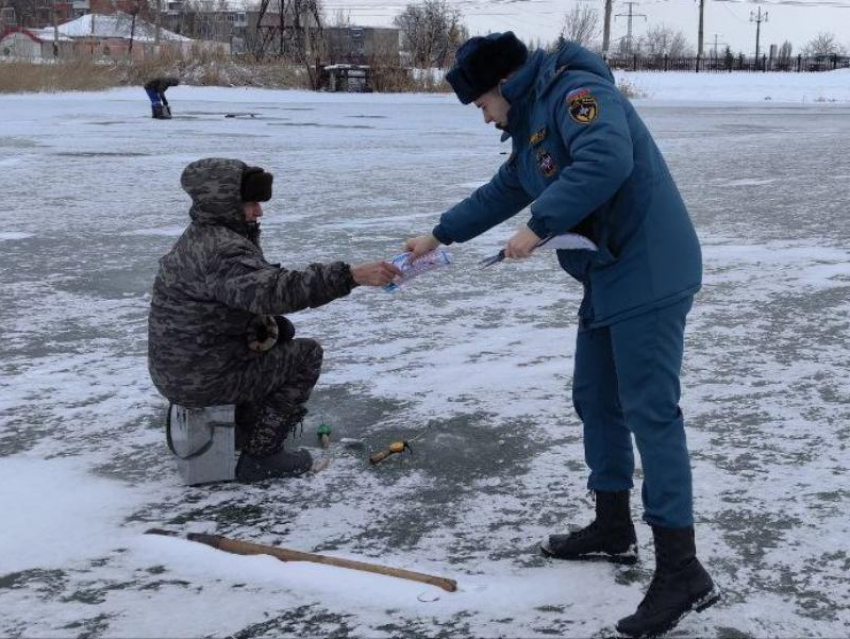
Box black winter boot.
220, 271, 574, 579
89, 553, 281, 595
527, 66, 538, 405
235, 446, 313, 481
541, 490, 638, 564
236, 406, 314, 482
616, 525, 719, 638
151, 103, 166, 119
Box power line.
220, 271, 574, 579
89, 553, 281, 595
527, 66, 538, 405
615, 1, 647, 53
717, 1, 751, 24
709, 32, 728, 56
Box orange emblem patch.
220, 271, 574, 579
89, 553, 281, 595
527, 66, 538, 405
567, 88, 599, 124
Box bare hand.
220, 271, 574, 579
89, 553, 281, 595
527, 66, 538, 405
311, 458, 330, 473
404, 234, 440, 259
351, 261, 403, 287
504, 226, 542, 259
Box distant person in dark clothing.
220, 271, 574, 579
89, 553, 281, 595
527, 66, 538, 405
144, 76, 180, 119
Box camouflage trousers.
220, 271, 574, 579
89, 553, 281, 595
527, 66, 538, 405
236, 338, 323, 457
164, 338, 324, 458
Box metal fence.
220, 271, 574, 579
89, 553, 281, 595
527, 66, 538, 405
605, 53, 850, 73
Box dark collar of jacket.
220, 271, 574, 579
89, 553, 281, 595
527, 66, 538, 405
500, 49, 548, 142
191, 212, 262, 246
224, 219, 261, 246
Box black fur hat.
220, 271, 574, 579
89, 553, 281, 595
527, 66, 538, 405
446, 32, 529, 104
241, 166, 273, 203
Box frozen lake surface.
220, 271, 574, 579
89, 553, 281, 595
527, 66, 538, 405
1, 87, 849, 638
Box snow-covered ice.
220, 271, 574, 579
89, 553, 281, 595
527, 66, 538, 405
1, 75, 849, 638
615, 68, 850, 104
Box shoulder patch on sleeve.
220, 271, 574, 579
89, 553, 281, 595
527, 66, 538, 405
566, 87, 599, 124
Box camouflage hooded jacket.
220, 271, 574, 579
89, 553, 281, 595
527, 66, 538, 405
148, 158, 357, 401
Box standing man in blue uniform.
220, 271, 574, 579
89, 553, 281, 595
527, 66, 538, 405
404, 33, 718, 637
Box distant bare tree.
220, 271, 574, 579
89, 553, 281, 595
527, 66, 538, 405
723, 45, 733, 68
329, 8, 351, 28
170, 0, 231, 41
446, 18, 469, 64
393, 0, 466, 68
802, 32, 846, 57
777, 40, 793, 65
296, 0, 325, 87
638, 24, 693, 58
560, 3, 600, 48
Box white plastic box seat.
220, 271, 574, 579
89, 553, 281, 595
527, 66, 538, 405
167, 404, 237, 485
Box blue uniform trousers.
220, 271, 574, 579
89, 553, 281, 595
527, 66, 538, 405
144, 87, 162, 106
573, 296, 694, 528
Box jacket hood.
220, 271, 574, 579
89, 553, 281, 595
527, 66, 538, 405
501, 49, 547, 106
552, 42, 614, 84
181, 157, 249, 226
502, 42, 614, 107
500, 43, 613, 141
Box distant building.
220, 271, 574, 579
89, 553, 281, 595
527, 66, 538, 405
0, 5, 17, 30
158, 1, 399, 61
324, 26, 400, 64
0, 0, 401, 62
161, 0, 250, 51
0, 27, 73, 58
159, 0, 320, 55
0, 0, 148, 31
323, 63, 371, 92
0, 12, 227, 60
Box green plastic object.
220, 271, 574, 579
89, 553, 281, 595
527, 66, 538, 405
317, 423, 332, 448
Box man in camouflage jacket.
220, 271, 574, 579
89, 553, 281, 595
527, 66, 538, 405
148, 157, 400, 481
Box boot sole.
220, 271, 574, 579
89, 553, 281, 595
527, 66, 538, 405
694, 586, 721, 613
540, 540, 639, 565
616, 586, 721, 638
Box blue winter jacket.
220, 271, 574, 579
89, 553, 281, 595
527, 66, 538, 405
432, 43, 702, 328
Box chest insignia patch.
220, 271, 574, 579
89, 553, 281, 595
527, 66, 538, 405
536, 148, 558, 178
567, 88, 599, 124
529, 128, 547, 146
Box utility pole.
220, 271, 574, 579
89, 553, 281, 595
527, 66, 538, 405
52, 1, 59, 57
710, 33, 727, 58
750, 6, 767, 60
279, 0, 287, 56
155, 0, 162, 45
696, 0, 704, 56
602, 0, 613, 55
129, 4, 138, 56
615, 1, 646, 54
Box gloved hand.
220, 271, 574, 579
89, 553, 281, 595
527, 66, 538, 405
275, 315, 296, 342
247, 315, 279, 352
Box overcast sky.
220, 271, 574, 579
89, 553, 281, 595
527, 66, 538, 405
322, 0, 850, 56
